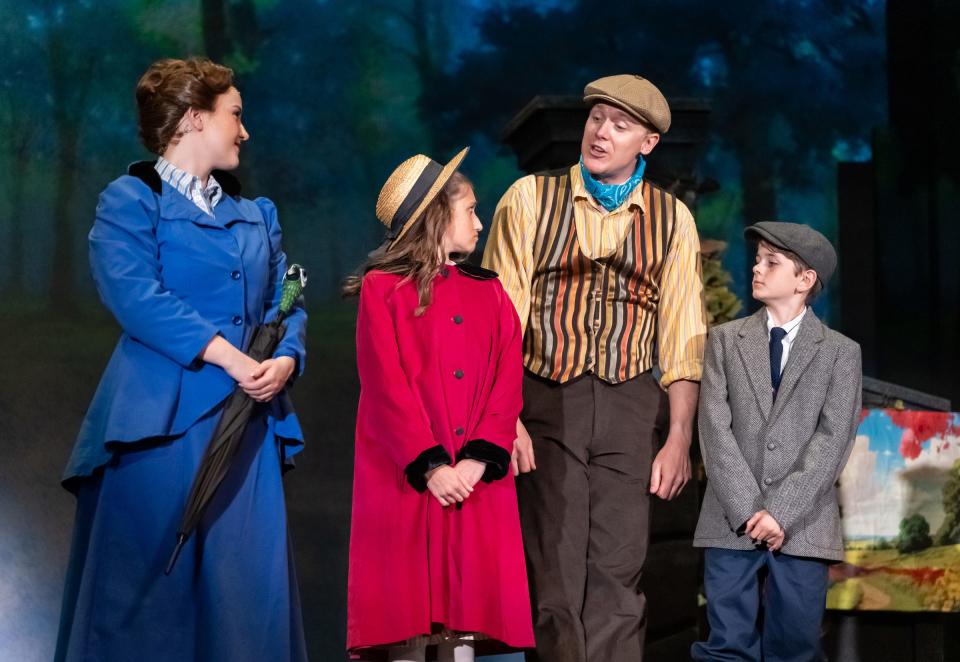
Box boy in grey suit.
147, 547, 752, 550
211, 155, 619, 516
691, 222, 862, 662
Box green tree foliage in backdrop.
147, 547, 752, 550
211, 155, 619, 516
0, 0, 886, 308
898, 513, 934, 554
934, 459, 960, 546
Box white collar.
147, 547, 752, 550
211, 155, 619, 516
766, 307, 806, 337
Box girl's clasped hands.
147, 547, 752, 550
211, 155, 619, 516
425, 460, 486, 507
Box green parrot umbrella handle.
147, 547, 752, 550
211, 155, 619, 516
278, 264, 307, 322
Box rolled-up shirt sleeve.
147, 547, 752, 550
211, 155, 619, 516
657, 201, 707, 387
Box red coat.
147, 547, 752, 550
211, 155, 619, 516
347, 265, 534, 654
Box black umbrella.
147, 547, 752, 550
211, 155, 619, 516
164, 264, 307, 575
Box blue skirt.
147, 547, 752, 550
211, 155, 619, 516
55, 407, 308, 662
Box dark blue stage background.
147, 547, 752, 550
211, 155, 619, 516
3, 1, 959, 660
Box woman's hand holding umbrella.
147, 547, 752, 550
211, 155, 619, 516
243, 356, 295, 401
206, 342, 295, 401
201, 336, 261, 388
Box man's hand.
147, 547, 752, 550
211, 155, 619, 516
650, 379, 698, 500
511, 419, 537, 476
745, 510, 784, 549
426, 465, 473, 507
649, 437, 692, 500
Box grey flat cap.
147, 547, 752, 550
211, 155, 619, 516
744, 221, 837, 287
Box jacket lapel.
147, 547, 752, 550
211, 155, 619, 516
736, 309, 773, 421
159, 183, 225, 229
769, 310, 824, 422
213, 194, 256, 227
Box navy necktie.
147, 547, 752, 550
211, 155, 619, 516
770, 327, 787, 395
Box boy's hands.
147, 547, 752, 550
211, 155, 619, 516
426, 466, 473, 507
745, 510, 785, 551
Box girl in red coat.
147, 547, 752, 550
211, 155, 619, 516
343, 148, 534, 662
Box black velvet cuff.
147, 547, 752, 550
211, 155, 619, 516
405, 445, 453, 493
456, 439, 511, 483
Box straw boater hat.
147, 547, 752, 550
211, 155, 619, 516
376, 147, 470, 247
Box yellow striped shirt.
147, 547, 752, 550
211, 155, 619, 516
482, 164, 706, 387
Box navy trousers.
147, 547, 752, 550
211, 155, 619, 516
691, 548, 829, 662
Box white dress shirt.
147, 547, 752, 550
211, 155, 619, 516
154, 156, 223, 216
767, 307, 807, 372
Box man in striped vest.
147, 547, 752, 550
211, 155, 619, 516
483, 74, 707, 661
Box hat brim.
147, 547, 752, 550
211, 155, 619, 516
583, 94, 661, 132
743, 225, 786, 250
744, 225, 825, 286
388, 147, 470, 248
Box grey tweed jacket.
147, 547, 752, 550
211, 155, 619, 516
693, 308, 862, 561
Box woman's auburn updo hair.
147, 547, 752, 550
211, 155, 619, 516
135, 57, 234, 154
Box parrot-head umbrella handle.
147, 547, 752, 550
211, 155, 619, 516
278, 264, 307, 322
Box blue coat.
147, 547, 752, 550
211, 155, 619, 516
63, 165, 307, 487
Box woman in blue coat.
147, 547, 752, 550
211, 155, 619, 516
55, 58, 308, 661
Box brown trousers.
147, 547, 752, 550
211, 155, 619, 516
518, 370, 665, 662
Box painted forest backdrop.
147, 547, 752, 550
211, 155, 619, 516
1, 1, 903, 660
0, 0, 887, 309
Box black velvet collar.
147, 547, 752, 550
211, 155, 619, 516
127, 160, 242, 198
456, 263, 498, 280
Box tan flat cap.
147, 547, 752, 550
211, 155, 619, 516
584, 74, 671, 133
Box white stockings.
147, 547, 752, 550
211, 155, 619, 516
387, 640, 475, 662
437, 639, 475, 662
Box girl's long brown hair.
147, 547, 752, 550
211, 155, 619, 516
342, 172, 471, 315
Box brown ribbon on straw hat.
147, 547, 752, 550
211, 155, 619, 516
376, 147, 469, 246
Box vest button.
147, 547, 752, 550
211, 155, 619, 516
454, 369, 464, 379
767, 443, 777, 451
454, 427, 464, 436
231, 270, 241, 280
763, 477, 773, 486
232, 315, 243, 326
453, 315, 463, 324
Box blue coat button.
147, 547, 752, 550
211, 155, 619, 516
232, 315, 243, 326
231, 270, 241, 280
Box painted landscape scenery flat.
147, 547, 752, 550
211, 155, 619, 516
828, 409, 960, 612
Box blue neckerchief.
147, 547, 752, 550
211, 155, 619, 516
579, 156, 646, 212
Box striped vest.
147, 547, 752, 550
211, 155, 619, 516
525, 170, 677, 384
